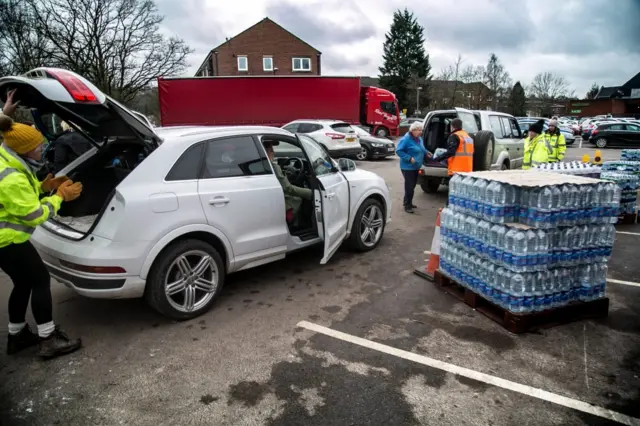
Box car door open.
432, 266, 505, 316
297, 135, 350, 264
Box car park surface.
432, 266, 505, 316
1, 148, 639, 426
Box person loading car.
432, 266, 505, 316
431, 118, 474, 175
0, 114, 84, 359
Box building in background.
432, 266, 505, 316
195, 18, 321, 77
568, 71, 640, 117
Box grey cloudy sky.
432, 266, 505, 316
155, 0, 640, 96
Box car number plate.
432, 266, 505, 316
346, 137, 356, 142
387, 147, 395, 152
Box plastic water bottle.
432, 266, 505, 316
536, 229, 549, 266
513, 230, 527, 271
550, 185, 563, 226
495, 267, 506, 308
504, 229, 517, 267
580, 265, 593, 302
533, 271, 546, 311
509, 274, 525, 313
488, 224, 500, 262
526, 230, 538, 269
449, 174, 461, 205
478, 220, 491, 258
472, 179, 487, 217
520, 188, 530, 223
522, 272, 535, 312
501, 269, 513, 309
538, 187, 553, 227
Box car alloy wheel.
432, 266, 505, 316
356, 147, 367, 160
164, 250, 219, 313
595, 138, 607, 148
359, 204, 384, 248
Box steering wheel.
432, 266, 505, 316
283, 157, 304, 180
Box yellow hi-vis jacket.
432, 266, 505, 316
0, 145, 62, 248
522, 134, 553, 170
546, 130, 566, 163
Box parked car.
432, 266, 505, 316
418, 108, 524, 193
281, 119, 362, 159
517, 118, 576, 145
397, 117, 423, 137
351, 126, 396, 160
589, 122, 640, 148
0, 68, 392, 320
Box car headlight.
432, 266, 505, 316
372, 143, 384, 147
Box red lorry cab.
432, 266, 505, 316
157, 76, 401, 137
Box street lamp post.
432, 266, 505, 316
416, 86, 423, 114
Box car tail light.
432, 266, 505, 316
47, 69, 99, 103
418, 169, 424, 175
59, 260, 126, 274
325, 132, 345, 140
592, 129, 598, 136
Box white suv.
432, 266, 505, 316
0, 68, 392, 320
281, 119, 362, 159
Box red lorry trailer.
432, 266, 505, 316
157, 76, 401, 137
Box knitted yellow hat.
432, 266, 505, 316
0, 114, 45, 154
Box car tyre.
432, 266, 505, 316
347, 198, 385, 252
595, 137, 607, 148
421, 179, 441, 193
145, 239, 225, 320
472, 130, 495, 171
356, 146, 371, 161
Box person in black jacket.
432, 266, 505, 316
432, 118, 464, 163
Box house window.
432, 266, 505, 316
292, 57, 311, 72
237, 56, 248, 72
263, 56, 273, 71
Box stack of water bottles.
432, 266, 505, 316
621, 149, 640, 161
440, 170, 619, 314
533, 161, 601, 178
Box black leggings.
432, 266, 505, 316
402, 169, 420, 207
0, 240, 53, 324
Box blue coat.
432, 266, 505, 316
396, 133, 428, 170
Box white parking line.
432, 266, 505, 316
607, 278, 640, 288
617, 231, 640, 236
297, 321, 640, 426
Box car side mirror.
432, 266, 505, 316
337, 158, 357, 172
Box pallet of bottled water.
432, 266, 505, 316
602, 161, 640, 175
440, 238, 608, 314
441, 209, 615, 273
448, 171, 621, 228
601, 171, 639, 216
533, 161, 601, 178
621, 149, 640, 161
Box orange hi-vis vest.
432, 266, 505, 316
447, 130, 474, 175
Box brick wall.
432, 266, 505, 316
210, 19, 320, 76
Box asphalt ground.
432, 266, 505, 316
0, 146, 639, 426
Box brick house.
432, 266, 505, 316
568, 71, 640, 118
195, 18, 322, 77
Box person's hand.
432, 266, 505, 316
410, 157, 415, 164
426, 152, 433, 159
2, 89, 20, 117
56, 180, 83, 202
41, 174, 70, 192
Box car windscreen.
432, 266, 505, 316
330, 123, 355, 133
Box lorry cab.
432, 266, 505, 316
360, 86, 400, 138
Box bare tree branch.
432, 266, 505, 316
529, 72, 571, 115
25, 0, 193, 102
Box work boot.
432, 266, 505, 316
38, 327, 82, 359
7, 325, 40, 355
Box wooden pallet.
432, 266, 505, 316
617, 213, 637, 225
431, 270, 609, 334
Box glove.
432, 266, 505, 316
41, 174, 69, 192
56, 180, 83, 202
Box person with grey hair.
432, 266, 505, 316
545, 117, 566, 163
396, 120, 432, 213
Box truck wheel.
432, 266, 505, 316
375, 127, 389, 138
421, 179, 440, 193
472, 130, 495, 171
145, 239, 225, 320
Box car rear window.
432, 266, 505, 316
330, 123, 355, 133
